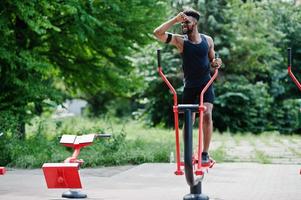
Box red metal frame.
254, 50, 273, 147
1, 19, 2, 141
158, 50, 219, 175
62, 142, 93, 163
42, 163, 82, 188
196, 68, 219, 172
43, 134, 98, 188
288, 47, 301, 90
0, 167, 6, 175
288, 66, 301, 91
158, 66, 183, 175
288, 48, 301, 175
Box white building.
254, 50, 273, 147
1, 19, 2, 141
53, 99, 88, 119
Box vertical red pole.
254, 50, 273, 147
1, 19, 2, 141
288, 66, 301, 90
197, 68, 219, 170
288, 48, 301, 91
71, 147, 81, 159
157, 49, 183, 175
197, 100, 204, 169
287, 48, 301, 175
173, 106, 183, 175
64, 146, 82, 163
0, 167, 6, 175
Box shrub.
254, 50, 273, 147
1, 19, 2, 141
213, 76, 273, 133
271, 99, 301, 134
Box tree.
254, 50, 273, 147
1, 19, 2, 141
138, 0, 301, 133
0, 0, 167, 138
0, 0, 65, 139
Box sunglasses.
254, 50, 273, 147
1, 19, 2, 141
181, 20, 192, 26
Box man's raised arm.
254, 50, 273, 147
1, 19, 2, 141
153, 12, 188, 46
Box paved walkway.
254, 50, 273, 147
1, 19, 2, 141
0, 163, 300, 200
210, 134, 301, 164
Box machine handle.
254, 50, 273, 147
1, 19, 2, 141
95, 133, 111, 138
288, 47, 292, 66
215, 52, 219, 59
213, 52, 222, 69
157, 49, 161, 67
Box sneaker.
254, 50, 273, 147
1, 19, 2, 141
201, 152, 211, 166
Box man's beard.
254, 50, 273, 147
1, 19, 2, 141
182, 26, 193, 35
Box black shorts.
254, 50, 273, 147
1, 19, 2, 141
182, 84, 215, 104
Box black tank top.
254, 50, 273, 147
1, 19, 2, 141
182, 34, 210, 88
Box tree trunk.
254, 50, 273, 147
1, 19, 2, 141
16, 118, 26, 140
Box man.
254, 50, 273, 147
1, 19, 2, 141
153, 8, 222, 166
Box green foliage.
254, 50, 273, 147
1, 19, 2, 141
210, 145, 226, 163
0, 117, 173, 167
269, 1, 301, 98
75, 0, 169, 116
254, 149, 272, 164
0, 129, 12, 165
0, 0, 168, 137
139, 0, 301, 134
133, 43, 183, 127
2, 129, 65, 168
2, 116, 300, 168
271, 99, 301, 134
1, 0, 301, 138
213, 76, 273, 133
221, 0, 284, 80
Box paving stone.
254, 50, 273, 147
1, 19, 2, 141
0, 163, 300, 200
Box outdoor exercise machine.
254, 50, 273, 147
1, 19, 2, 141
157, 49, 218, 200
42, 133, 111, 198
0, 132, 6, 175
287, 47, 301, 175
0, 167, 5, 175
288, 47, 301, 91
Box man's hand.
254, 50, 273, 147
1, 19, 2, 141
153, 12, 186, 52
175, 12, 190, 23
211, 58, 222, 68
